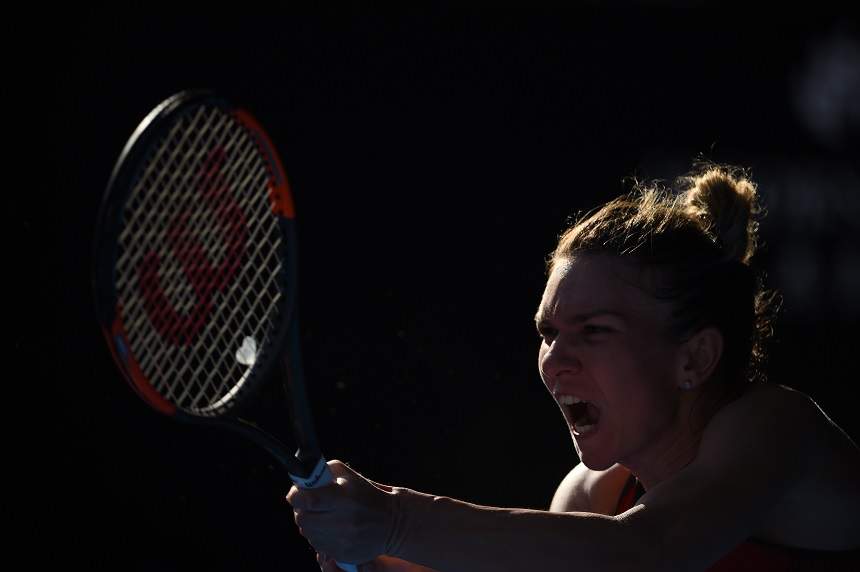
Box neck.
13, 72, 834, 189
622, 382, 731, 490
622, 423, 700, 491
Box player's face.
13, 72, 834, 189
536, 254, 686, 470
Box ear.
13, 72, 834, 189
676, 327, 723, 389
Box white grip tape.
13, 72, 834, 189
289, 456, 334, 489
289, 457, 360, 572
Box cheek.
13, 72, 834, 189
616, 337, 679, 387
537, 346, 549, 384
613, 371, 679, 430
598, 355, 674, 415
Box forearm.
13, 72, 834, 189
386, 487, 647, 572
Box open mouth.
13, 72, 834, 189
562, 398, 601, 435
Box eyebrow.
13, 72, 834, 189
533, 308, 627, 326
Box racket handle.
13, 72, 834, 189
289, 457, 360, 572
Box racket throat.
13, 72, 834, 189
214, 417, 307, 477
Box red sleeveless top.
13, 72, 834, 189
615, 474, 860, 571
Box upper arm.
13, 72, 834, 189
549, 462, 591, 513
619, 387, 819, 571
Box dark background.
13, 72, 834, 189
51, 6, 858, 571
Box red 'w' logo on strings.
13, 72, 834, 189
138, 147, 249, 346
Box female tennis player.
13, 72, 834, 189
287, 161, 860, 571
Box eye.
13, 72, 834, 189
537, 326, 557, 341
583, 324, 611, 336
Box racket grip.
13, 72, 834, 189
289, 457, 360, 572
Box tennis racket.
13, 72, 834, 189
92, 90, 358, 572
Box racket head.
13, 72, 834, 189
92, 90, 298, 424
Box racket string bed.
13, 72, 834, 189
156, 127, 278, 408
114, 105, 285, 414
146, 161, 281, 408
165, 217, 284, 410
122, 108, 224, 250
118, 107, 231, 405
132, 241, 280, 412
116, 108, 219, 298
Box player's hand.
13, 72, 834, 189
287, 460, 398, 565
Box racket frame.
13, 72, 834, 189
91, 90, 323, 479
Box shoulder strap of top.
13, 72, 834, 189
614, 472, 646, 515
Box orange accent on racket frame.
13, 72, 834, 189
109, 309, 177, 416
234, 109, 295, 219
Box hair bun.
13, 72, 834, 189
681, 163, 761, 265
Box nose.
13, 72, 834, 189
539, 337, 583, 384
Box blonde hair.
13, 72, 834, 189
550, 160, 779, 387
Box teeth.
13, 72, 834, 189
574, 421, 597, 434
558, 395, 584, 405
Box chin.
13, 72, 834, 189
577, 455, 615, 471
572, 436, 615, 471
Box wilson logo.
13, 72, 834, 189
138, 146, 248, 346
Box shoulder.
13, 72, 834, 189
724, 382, 812, 416
756, 383, 860, 455
705, 383, 819, 444
550, 462, 630, 514
739, 384, 860, 549
691, 382, 825, 502
703, 382, 849, 465
620, 382, 860, 567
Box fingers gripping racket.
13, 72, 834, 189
92, 91, 358, 572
